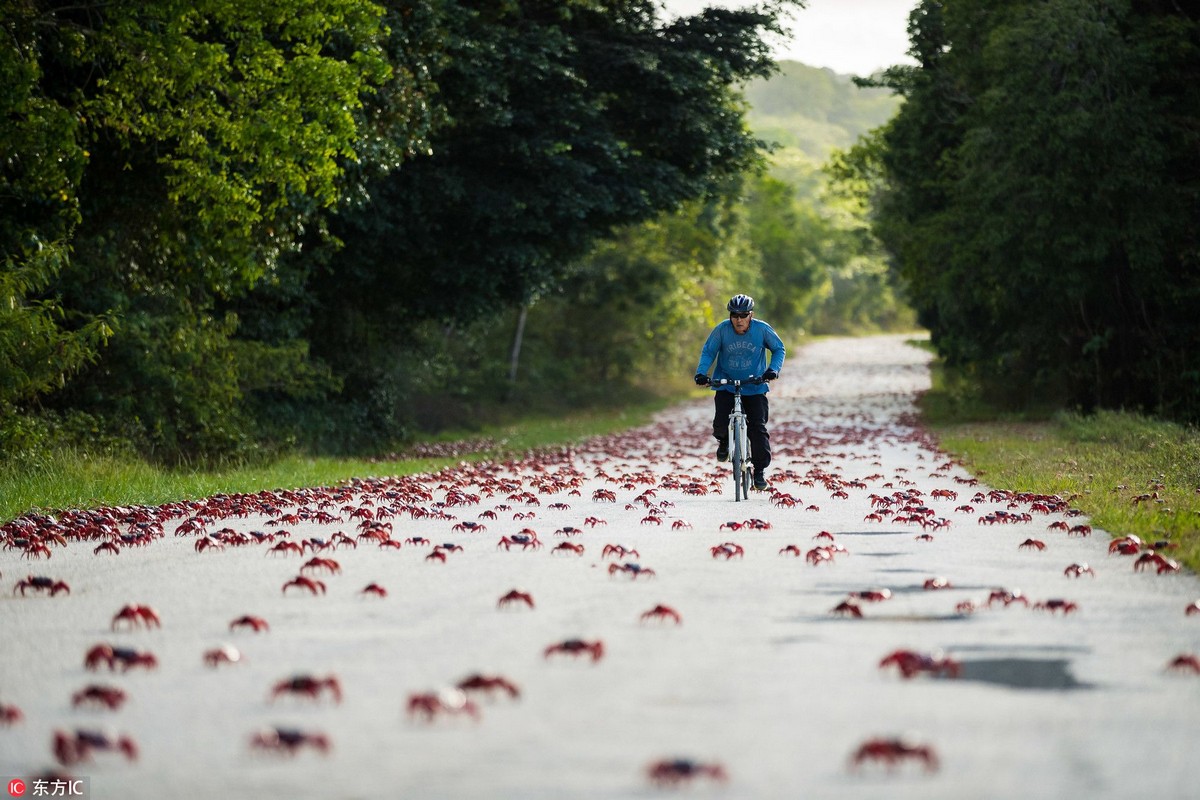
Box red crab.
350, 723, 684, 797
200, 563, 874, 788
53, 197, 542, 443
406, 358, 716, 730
300, 557, 341, 575
1063, 563, 1095, 578
848, 588, 892, 603
1185, 600, 1200, 616
271, 674, 343, 704
583, 516, 607, 527
1033, 598, 1078, 614
452, 521, 486, 533
850, 737, 938, 772
361, 582, 388, 597
230, 615, 270, 633
1133, 551, 1180, 574
71, 685, 127, 710
554, 526, 583, 537
497, 533, 541, 551
551, 542, 585, 556
779, 544, 803, 557
54, 729, 138, 766
807, 546, 837, 566
456, 674, 520, 699
923, 577, 952, 590
497, 589, 535, 609
250, 726, 330, 756
671, 519, 693, 530
601, 544, 640, 560
203, 645, 243, 667
711, 542, 744, 560
609, 562, 655, 579
407, 689, 480, 722
646, 759, 728, 787
94, 541, 121, 555
268, 541, 305, 557
986, 588, 1028, 608
544, 638, 605, 662
592, 489, 617, 502
13, 576, 70, 597
718, 521, 744, 531
111, 604, 161, 630
640, 604, 682, 625
1019, 538, 1047, 551
1166, 653, 1200, 674
879, 649, 961, 679
84, 644, 157, 672
282, 576, 326, 595
0, 704, 23, 725
1109, 535, 1142, 555
831, 601, 863, 618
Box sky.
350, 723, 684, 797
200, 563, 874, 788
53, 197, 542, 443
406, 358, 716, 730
661, 0, 918, 76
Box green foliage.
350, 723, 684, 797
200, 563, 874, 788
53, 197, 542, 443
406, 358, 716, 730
867, 0, 1200, 421
2, 0, 439, 462
744, 60, 901, 161
929, 407, 1200, 574
304, 1, 801, 439
0, 246, 113, 412
742, 60, 913, 335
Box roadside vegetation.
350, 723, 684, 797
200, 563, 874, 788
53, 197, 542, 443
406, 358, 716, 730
921, 360, 1200, 574
0, 400, 673, 523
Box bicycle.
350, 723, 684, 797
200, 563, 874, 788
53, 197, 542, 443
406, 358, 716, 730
709, 377, 765, 502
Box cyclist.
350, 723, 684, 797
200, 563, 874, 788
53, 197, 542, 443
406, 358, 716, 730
693, 294, 786, 491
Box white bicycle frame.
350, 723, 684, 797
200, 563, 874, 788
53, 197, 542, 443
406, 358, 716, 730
713, 378, 758, 502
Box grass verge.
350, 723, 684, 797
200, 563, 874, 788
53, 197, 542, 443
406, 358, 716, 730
0, 398, 676, 523
920, 367, 1200, 574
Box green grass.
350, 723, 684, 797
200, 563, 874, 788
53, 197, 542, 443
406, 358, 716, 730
921, 383, 1200, 574
0, 399, 674, 523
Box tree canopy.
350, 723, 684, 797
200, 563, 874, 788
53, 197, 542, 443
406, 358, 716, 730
852, 0, 1200, 420
2, 0, 807, 460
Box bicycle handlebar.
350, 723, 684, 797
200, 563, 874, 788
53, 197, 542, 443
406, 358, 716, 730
706, 376, 766, 388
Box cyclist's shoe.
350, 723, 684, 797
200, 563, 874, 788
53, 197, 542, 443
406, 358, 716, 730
753, 470, 768, 491
716, 440, 729, 463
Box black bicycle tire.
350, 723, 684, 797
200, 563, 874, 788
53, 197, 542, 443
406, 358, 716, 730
731, 425, 745, 502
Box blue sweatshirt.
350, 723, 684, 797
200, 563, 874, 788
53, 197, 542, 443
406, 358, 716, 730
695, 319, 786, 395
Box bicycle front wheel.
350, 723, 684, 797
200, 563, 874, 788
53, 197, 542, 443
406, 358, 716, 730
731, 423, 746, 502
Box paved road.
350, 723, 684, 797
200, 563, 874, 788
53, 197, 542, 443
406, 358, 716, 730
2, 334, 1197, 799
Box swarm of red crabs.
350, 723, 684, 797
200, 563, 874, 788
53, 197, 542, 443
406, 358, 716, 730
1, 380, 1193, 792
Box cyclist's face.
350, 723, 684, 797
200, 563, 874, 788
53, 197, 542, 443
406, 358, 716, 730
730, 312, 752, 333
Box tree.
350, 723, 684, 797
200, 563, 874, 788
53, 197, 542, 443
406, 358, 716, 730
2, 0, 437, 459
863, 0, 1200, 419
305, 0, 802, 433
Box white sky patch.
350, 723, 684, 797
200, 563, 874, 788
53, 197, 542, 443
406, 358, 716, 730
661, 0, 918, 76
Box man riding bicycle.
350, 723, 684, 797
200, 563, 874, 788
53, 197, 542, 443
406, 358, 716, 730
693, 294, 786, 491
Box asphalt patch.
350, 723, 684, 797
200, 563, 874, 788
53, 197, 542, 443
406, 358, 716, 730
958, 657, 1093, 690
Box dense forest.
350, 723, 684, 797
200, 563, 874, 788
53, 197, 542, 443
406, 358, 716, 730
3, 0, 905, 464
0, 0, 800, 461
838, 0, 1200, 421
9, 0, 1193, 467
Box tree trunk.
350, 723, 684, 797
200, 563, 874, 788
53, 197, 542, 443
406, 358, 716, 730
508, 305, 529, 385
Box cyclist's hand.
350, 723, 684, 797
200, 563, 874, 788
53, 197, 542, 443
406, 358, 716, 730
762, 369, 779, 382
694, 373, 710, 386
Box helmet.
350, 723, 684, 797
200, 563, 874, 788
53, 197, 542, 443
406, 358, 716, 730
726, 294, 755, 314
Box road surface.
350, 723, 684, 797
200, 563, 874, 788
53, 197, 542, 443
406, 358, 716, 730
2, 334, 1197, 799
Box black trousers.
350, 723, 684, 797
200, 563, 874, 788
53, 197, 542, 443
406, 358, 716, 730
713, 392, 770, 472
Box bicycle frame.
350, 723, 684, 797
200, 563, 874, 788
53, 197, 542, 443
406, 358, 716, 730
711, 378, 762, 501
